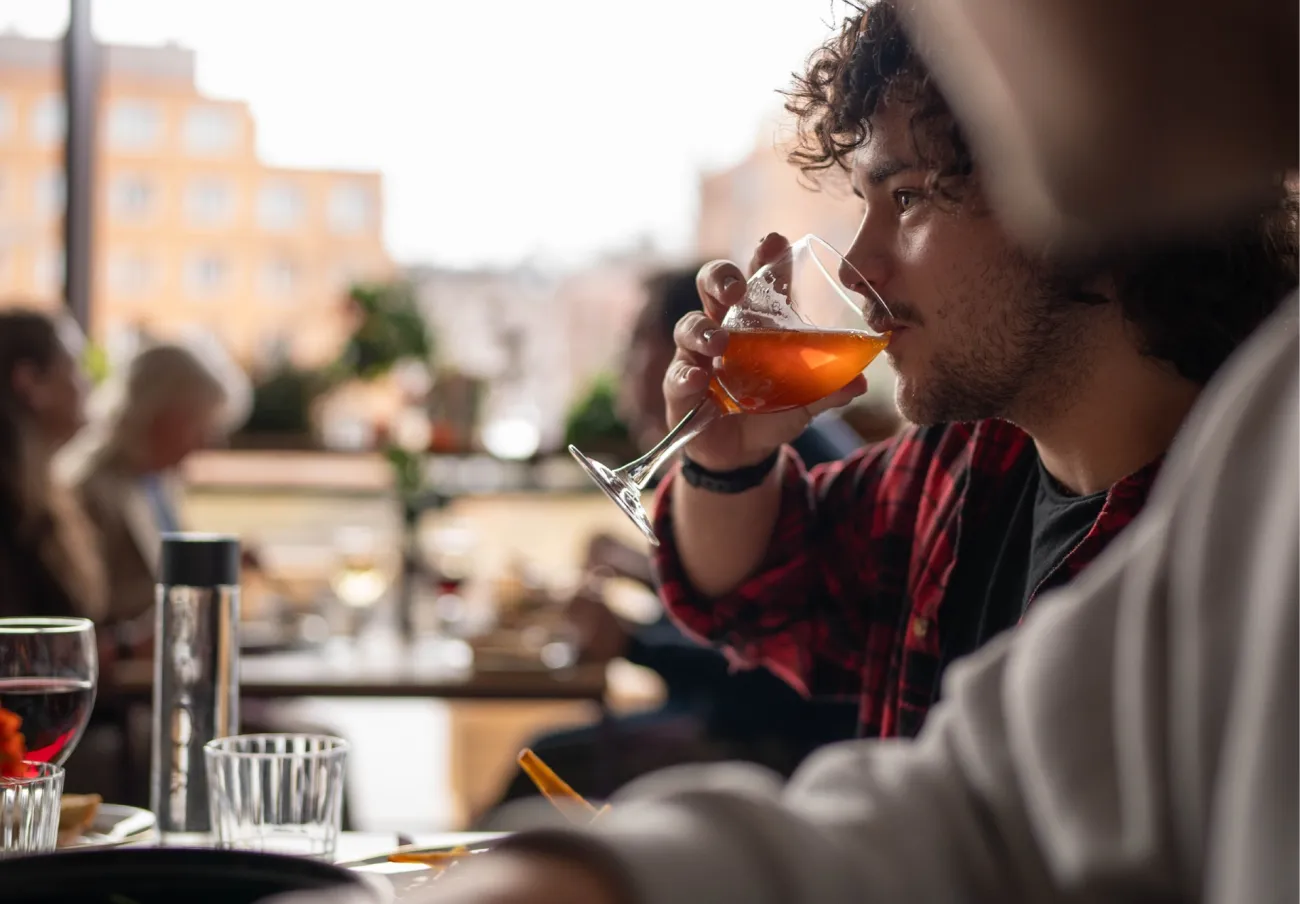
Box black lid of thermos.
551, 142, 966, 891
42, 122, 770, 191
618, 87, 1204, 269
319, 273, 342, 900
159, 533, 240, 587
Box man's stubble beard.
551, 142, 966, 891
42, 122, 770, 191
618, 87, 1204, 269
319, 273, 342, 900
896, 255, 1098, 428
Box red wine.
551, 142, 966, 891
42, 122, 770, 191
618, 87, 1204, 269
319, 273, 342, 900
0, 678, 95, 766
437, 576, 466, 596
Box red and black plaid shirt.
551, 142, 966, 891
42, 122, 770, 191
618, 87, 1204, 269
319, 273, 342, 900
651, 420, 1162, 739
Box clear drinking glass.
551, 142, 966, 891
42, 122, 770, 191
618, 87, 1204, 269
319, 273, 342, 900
0, 618, 97, 765
205, 734, 349, 860
569, 234, 893, 545
0, 762, 64, 858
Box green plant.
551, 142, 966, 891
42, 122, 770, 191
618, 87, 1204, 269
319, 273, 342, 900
564, 372, 633, 457
329, 280, 433, 383
384, 445, 425, 501
328, 279, 440, 505
81, 341, 110, 386
241, 364, 327, 435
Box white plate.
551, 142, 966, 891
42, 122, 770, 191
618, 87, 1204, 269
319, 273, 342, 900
63, 803, 156, 850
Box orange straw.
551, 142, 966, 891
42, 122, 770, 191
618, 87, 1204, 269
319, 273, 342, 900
385, 752, 610, 870
517, 747, 599, 823
388, 845, 472, 865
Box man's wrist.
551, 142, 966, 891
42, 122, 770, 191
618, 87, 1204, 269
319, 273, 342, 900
680, 448, 781, 494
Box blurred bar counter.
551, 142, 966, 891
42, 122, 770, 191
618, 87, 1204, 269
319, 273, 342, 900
183, 449, 602, 497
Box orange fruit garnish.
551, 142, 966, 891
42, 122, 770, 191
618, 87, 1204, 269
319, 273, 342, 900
0, 705, 28, 779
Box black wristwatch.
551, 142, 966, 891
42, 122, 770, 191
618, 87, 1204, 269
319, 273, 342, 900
680, 448, 781, 494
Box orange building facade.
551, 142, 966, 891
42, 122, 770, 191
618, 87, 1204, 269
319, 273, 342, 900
0, 35, 393, 366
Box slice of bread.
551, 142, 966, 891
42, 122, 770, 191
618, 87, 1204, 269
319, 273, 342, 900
56, 793, 102, 846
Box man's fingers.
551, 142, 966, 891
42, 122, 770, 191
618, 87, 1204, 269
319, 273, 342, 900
663, 356, 713, 404
747, 233, 791, 277
749, 233, 796, 316
673, 312, 728, 357
696, 260, 747, 322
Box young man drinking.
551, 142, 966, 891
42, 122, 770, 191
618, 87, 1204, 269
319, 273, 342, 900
649, 0, 1296, 739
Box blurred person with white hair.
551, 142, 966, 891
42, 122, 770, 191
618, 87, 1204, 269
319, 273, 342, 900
64, 340, 355, 819
67, 343, 242, 650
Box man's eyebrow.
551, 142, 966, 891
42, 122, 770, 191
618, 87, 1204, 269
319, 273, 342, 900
865, 159, 921, 186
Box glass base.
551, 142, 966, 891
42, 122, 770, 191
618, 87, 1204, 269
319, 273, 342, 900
568, 446, 659, 547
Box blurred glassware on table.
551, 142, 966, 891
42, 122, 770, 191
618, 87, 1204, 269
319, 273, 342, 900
204, 733, 348, 861
0, 618, 97, 767
420, 520, 478, 639
0, 762, 64, 858
328, 527, 394, 637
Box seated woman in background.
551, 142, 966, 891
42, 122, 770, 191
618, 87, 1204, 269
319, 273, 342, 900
0, 307, 103, 622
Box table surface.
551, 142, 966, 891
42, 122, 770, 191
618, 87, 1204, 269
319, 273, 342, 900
337, 832, 508, 901
151, 831, 505, 902
107, 637, 608, 702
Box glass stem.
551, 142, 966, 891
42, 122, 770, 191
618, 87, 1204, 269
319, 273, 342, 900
618, 398, 723, 489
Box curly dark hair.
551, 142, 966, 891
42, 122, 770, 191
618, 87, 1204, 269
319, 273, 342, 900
0, 308, 65, 531
783, 0, 1298, 385
785, 0, 973, 202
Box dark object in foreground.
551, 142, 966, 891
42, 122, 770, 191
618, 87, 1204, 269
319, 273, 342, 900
0, 847, 385, 903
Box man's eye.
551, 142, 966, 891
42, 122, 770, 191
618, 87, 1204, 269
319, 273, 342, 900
894, 189, 922, 212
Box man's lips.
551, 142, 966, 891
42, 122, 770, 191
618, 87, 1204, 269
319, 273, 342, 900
867, 314, 909, 335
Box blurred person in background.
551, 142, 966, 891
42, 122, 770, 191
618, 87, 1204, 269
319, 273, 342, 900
410, 0, 1297, 898
0, 308, 103, 622
62, 340, 354, 820
647, 0, 1295, 742
67, 344, 231, 654
54, 342, 238, 802
481, 268, 882, 823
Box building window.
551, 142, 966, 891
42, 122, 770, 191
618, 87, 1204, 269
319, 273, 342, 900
33, 247, 64, 295
107, 99, 162, 151
110, 174, 155, 221
185, 177, 235, 226
257, 181, 304, 231
185, 253, 229, 298
0, 95, 11, 141
328, 182, 372, 234
108, 251, 155, 297
36, 171, 65, 218
32, 95, 65, 145
183, 105, 238, 155
260, 258, 299, 300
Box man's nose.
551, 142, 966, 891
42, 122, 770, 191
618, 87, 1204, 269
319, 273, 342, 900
840, 212, 894, 293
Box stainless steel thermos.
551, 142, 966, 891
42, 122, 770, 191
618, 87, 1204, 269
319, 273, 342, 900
150, 532, 240, 838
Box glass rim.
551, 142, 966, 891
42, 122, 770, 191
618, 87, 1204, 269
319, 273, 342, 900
0, 617, 95, 635
757, 233, 894, 327
0, 762, 64, 786
204, 733, 350, 759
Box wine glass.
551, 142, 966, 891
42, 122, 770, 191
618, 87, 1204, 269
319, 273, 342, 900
570, 235, 893, 546
329, 526, 392, 611
0, 617, 97, 766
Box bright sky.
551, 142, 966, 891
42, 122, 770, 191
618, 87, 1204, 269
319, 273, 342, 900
0, 0, 848, 268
